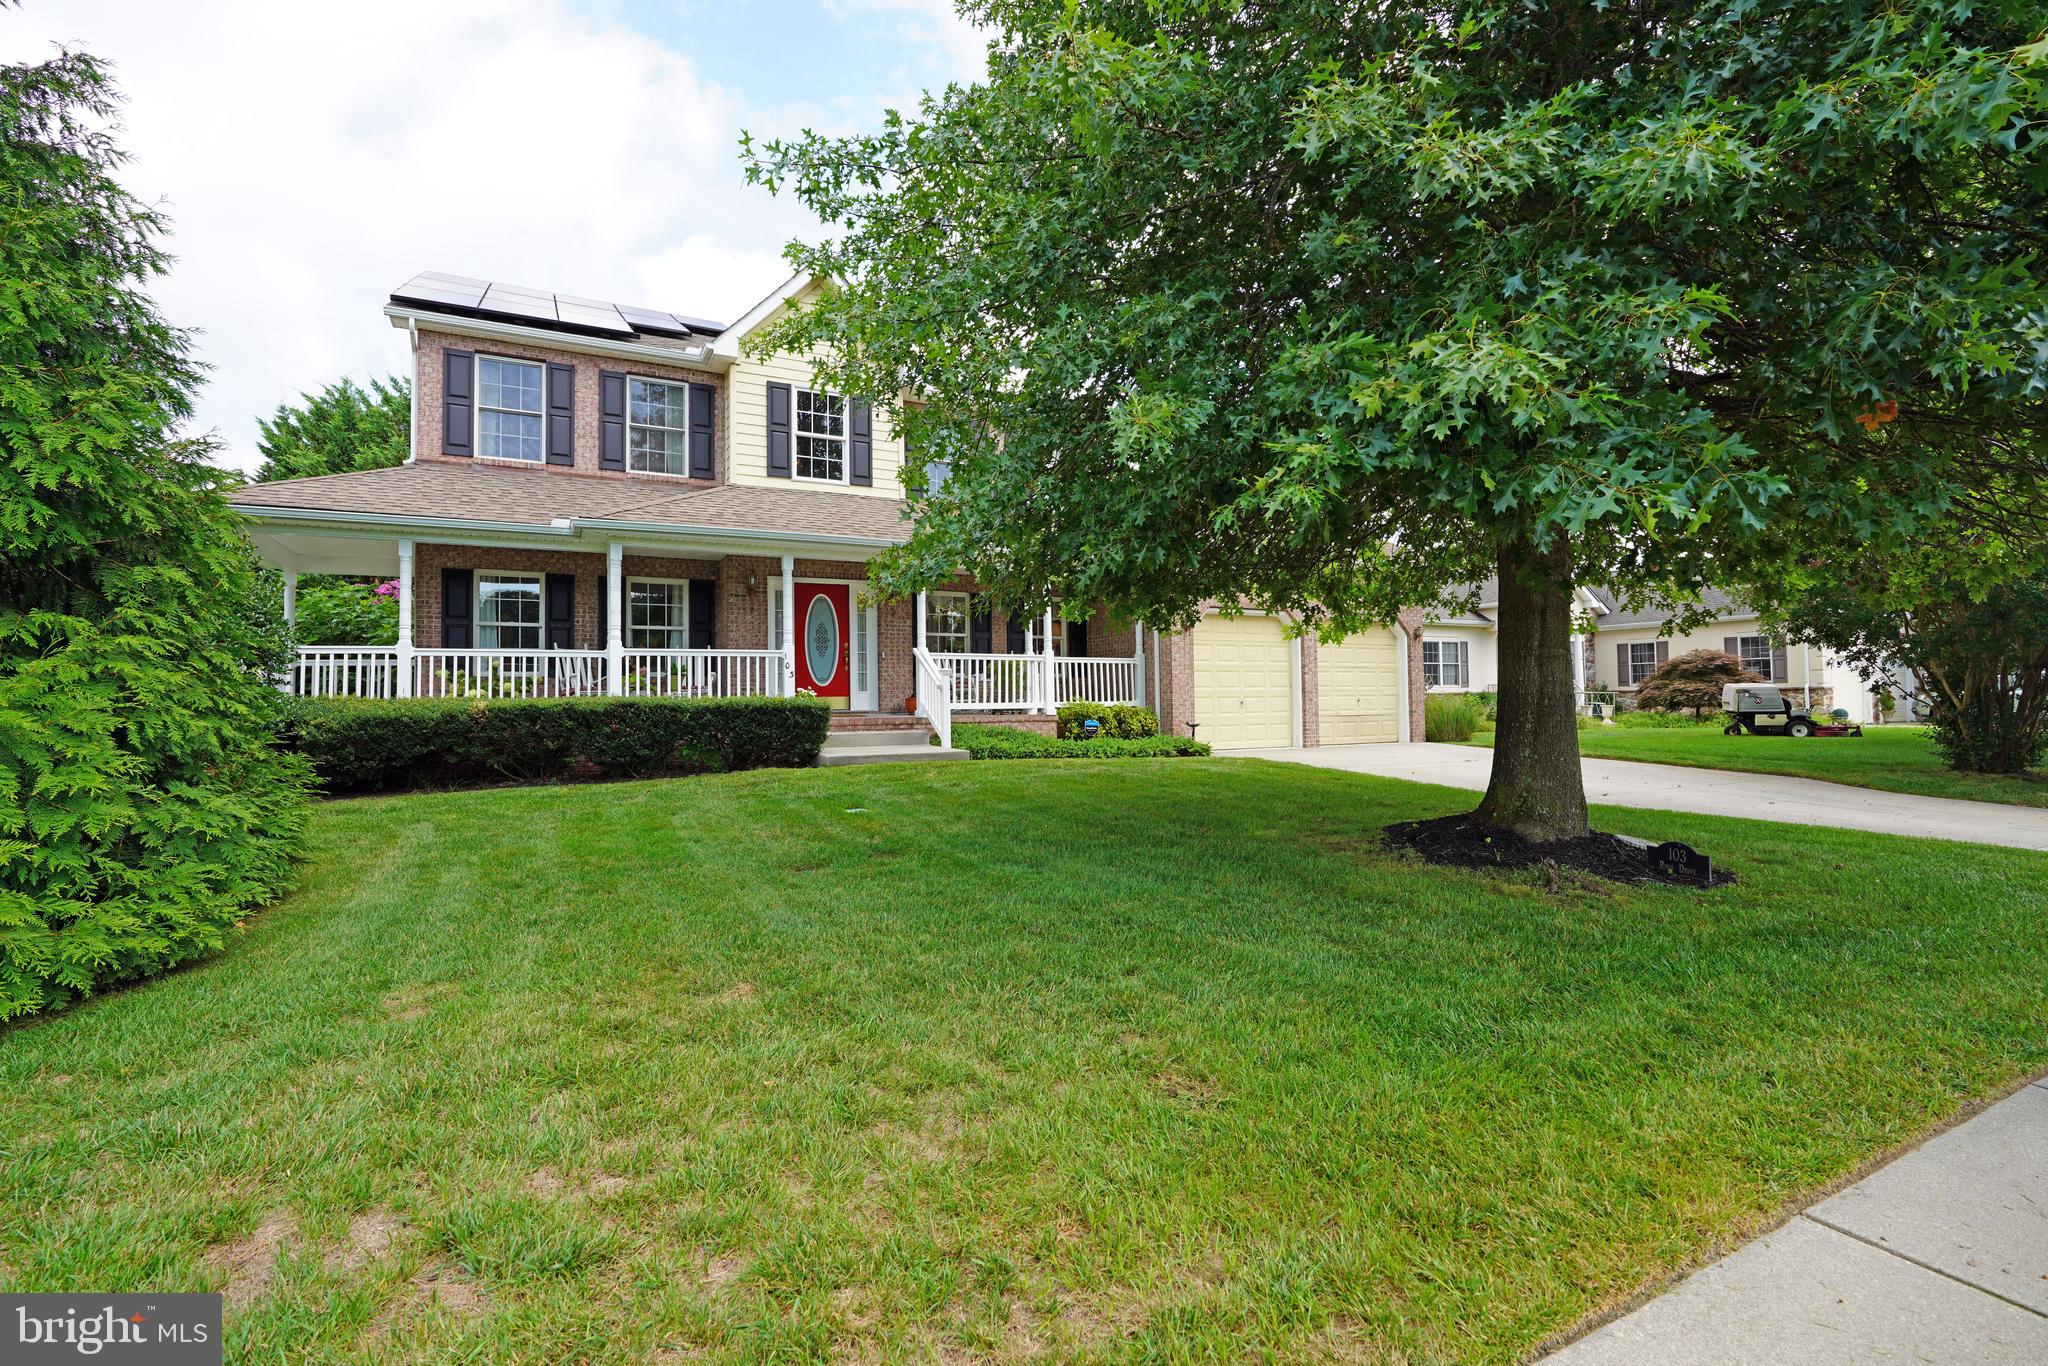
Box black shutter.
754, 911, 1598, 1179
598, 371, 627, 471
1006, 612, 1026, 654
1655, 640, 1670, 667
545, 362, 575, 465
1068, 619, 1088, 658
441, 568, 473, 648
688, 382, 715, 480
688, 580, 716, 649
1724, 636, 1739, 658
969, 597, 992, 653
766, 382, 792, 477
546, 575, 575, 649
849, 399, 872, 486
443, 349, 474, 456
1770, 640, 1788, 683
597, 575, 608, 646
1615, 643, 1629, 687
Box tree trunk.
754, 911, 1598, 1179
1472, 536, 1590, 841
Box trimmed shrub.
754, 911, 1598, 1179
1424, 693, 1486, 743
1056, 701, 1160, 739
282, 696, 832, 795
954, 724, 1208, 760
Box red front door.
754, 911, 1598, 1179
794, 582, 851, 705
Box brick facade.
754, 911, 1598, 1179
415, 327, 724, 485
406, 545, 1135, 720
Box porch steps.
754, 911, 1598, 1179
818, 717, 969, 766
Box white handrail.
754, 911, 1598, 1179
290, 646, 400, 698
413, 649, 607, 700
927, 651, 1034, 710
913, 647, 952, 749
621, 649, 783, 699
1053, 656, 1139, 705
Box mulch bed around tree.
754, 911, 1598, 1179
1385, 814, 1735, 889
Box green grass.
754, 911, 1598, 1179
1470, 722, 2048, 808
4, 761, 2045, 1363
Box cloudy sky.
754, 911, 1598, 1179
4, 0, 986, 474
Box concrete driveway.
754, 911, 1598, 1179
1233, 743, 2048, 852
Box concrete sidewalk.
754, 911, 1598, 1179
1235, 743, 2048, 852
1542, 1080, 2048, 1364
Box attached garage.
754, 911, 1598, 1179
1318, 629, 1401, 745
1192, 614, 1297, 749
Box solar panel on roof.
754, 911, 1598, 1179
554, 300, 634, 335
478, 285, 558, 324
390, 271, 726, 339
617, 305, 695, 337
390, 272, 490, 309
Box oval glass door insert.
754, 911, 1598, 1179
805, 594, 841, 686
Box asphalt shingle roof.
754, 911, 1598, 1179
228, 462, 913, 543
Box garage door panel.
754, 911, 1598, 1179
1318, 629, 1399, 745
1193, 616, 1294, 749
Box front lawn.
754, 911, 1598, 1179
4, 761, 2044, 1362
1470, 722, 2048, 808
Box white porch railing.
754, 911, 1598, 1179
1054, 657, 1138, 706
936, 652, 1039, 710
912, 647, 953, 749
413, 649, 608, 699
621, 649, 784, 699
291, 646, 400, 698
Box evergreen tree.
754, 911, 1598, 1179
254, 375, 410, 483
0, 49, 310, 1017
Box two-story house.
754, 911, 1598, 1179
232, 271, 1424, 750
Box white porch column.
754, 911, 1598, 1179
281, 568, 298, 628
780, 553, 796, 695
915, 590, 927, 652
395, 538, 415, 699
605, 542, 625, 696
1039, 604, 1055, 714
1132, 623, 1146, 706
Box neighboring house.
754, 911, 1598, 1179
1579, 588, 1901, 722
232, 271, 1423, 750
1419, 579, 1611, 697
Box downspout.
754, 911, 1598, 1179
1395, 616, 1414, 743
405, 316, 420, 464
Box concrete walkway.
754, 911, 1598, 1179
1542, 1080, 2048, 1364
1235, 743, 2048, 852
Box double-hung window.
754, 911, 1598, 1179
628, 378, 690, 475
627, 579, 689, 649
1626, 642, 1660, 686
1735, 634, 1776, 680
477, 356, 545, 462
1423, 638, 1468, 688
794, 388, 846, 482
925, 591, 969, 653
476, 574, 543, 649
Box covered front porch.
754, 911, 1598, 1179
253, 523, 1145, 746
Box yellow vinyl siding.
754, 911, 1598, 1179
1193, 615, 1295, 749
1318, 629, 1400, 744
726, 289, 904, 498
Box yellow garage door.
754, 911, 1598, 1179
1193, 615, 1295, 749
1318, 629, 1399, 745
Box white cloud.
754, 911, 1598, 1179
3, 0, 981, 474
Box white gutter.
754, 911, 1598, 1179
228, 504, 573, 538
384, 305, 720, 371
228, 502, 905, 553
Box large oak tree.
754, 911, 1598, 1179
746, 1, 2048, 840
